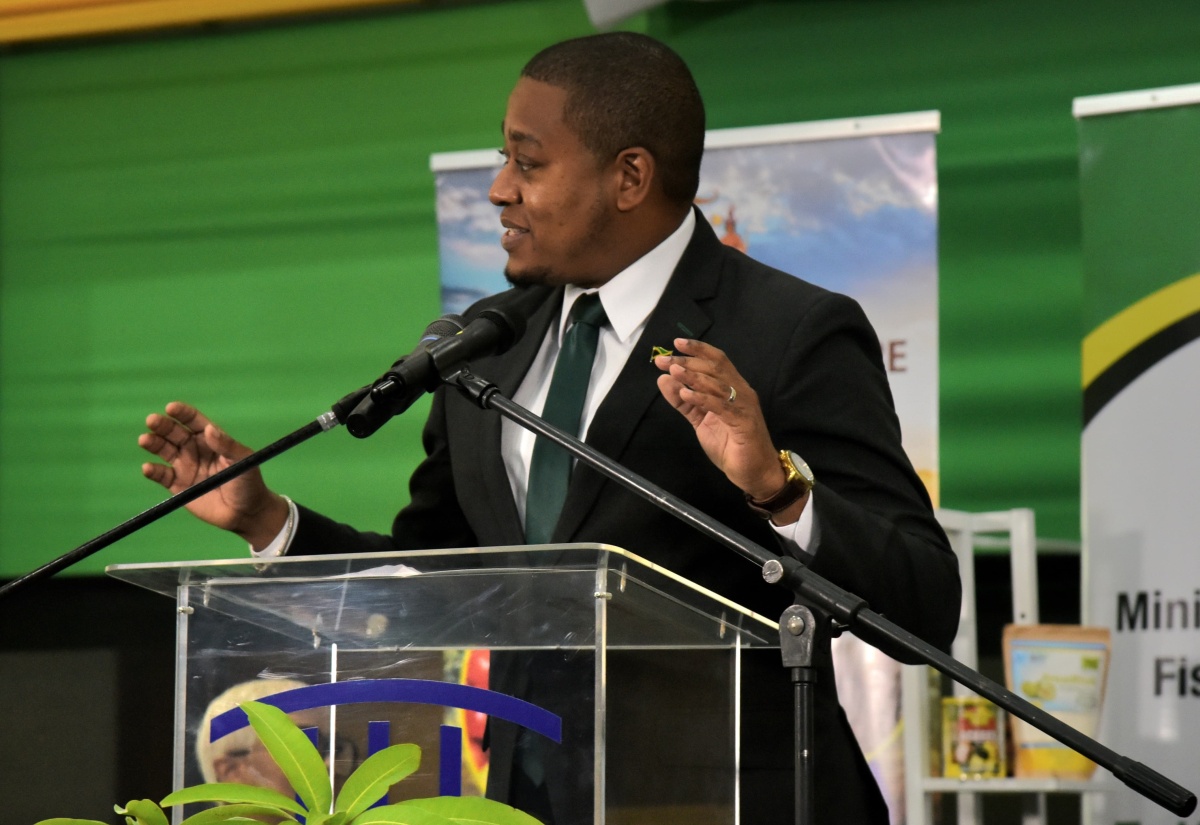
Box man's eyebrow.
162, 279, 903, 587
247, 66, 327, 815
499, 122, 541, 147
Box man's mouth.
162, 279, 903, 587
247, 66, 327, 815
500, 221, 529, 251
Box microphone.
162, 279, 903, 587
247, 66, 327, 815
421, 301, 526, 376
345, 286, 542, 439
330, 315, 470, 427
345, 314, 466, 438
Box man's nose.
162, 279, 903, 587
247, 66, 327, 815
489, 162, 517, 206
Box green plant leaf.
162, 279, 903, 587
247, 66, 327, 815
334, 743, 421, 818
348, 804, 454, 825
162, 782, 306, 814
179, 803, 300, 825
32, 820, 110, 825
305, 812, 348, 825
398, 796, 545, 825
242, 700, 333, 815
116, 799, 170, 825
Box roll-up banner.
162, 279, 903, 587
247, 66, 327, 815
433, 112, 940, 822
1076, 83, 1200, 824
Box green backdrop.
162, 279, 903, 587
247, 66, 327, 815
2, 0, 1199, 577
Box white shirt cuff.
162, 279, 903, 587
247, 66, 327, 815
769, 489, 818, 555
250, 495, 297, 558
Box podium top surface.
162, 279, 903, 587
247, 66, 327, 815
107, 544, 780, 650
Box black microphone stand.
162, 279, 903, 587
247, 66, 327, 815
443, 366, 1197, 825
0, 388, 369, 601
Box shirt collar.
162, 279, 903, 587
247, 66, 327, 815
559, 208, 696, 343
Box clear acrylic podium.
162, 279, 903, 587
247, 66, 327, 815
108, 544, 780, 825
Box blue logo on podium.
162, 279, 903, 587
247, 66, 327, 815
209, 678, 561, 798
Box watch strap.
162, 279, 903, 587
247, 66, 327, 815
745, 450, 813, 519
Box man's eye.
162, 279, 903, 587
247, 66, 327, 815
498, 150, 534, 172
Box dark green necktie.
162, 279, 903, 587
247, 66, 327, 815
524, 292, 608, 545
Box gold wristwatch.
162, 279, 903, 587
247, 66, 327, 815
745, 449, 815, 519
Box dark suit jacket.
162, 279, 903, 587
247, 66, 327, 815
291, 214, 960, 823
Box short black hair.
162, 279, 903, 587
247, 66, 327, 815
521, 32, 705, 205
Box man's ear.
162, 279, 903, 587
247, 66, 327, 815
613, 147, 656, 212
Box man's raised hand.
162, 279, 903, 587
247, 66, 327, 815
138, 401, 289, 549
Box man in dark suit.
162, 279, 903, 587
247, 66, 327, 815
140, 32, 959, 825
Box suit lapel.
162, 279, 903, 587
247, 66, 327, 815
552, 214, 725, 543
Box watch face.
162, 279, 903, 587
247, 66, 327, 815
785, 451, 815, 486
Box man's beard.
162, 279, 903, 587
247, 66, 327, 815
503, 266, 555, 288
500, 197, 615, 289
504, 266, 615, 289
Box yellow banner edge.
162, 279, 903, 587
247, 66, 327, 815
1082, 271, 1200, 389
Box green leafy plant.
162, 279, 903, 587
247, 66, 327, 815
36, 700, 541, 825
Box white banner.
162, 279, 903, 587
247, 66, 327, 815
1076, 83, 1200, 824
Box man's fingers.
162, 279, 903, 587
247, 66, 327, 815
656, 373, 683, 405
656, 374, 706, 426
137, 431, 178, 462
145, 411, 195, 445
657, 373, 696, 412
144, 413, 208, 464
144, 404, 252, 462
141, 461, 175, 489
143, 412, 175, 436
163, 400, 213, 434
204, 423, 254, 461
672, 337, 717, 356
657, 343, 737, 396
670, 364, 741, 410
